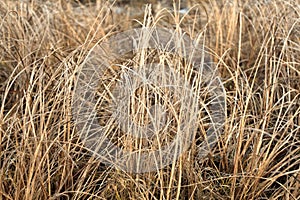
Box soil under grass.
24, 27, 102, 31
0, 0, 299, 199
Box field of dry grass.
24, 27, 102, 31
0, 0, 300, 199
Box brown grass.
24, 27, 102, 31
0, 0, 300, 199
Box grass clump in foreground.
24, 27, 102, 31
0, 0, 300, 199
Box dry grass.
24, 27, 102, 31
0, 0, 300, 199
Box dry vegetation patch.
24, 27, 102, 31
0, 0, 299, 199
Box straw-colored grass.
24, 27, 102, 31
0, 0, 299, 199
